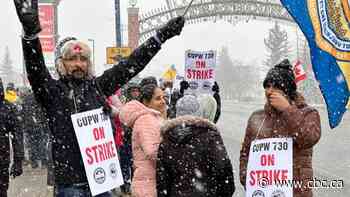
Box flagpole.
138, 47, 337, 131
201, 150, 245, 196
182, 0, 195, 17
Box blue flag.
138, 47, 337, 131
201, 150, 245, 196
281, 0, 350, 128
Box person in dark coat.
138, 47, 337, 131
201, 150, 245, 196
157, 95, 235, 197
239, 59, 321, 197
14, 0, 184, 196
212, 81, 221, 123
161, 80, 174, 118
21, 90, 48, 169
0, 78, 24, 197
167, 80, 190, 119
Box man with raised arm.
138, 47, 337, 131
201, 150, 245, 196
13, 0, 184, 196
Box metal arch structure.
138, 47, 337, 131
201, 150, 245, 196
138, 0, 294, 42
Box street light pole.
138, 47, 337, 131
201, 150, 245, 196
115, 0, 122, 47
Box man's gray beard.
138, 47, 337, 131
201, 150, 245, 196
71, 70, 87, 79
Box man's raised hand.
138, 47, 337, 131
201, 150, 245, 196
156, 16, 185, 43
14, 0, 41, 37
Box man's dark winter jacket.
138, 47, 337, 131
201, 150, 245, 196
0, 79, 23, 189
22, 37, 161, 185
157, 116, 235, 197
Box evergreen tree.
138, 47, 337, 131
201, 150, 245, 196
216, 47, 236, 99
0, 46, 19, 85
217, 47, 260, 101
264, 22, 291, 69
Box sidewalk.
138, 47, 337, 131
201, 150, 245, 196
8, 166, 52, 197
8, 166, 124, 197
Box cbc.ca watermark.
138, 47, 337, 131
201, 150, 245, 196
257, 177, 344, 189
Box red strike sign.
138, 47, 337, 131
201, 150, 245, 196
186, 69, 214, 80
85, 127, 116, 165
249, 154, 289, 186
186, 60, 214, 79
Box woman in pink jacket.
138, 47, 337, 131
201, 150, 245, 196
120, 83, 166, 197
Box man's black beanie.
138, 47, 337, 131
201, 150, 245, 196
263, 59, 297, 99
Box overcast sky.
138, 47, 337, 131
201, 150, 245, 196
0, 0, 299, 77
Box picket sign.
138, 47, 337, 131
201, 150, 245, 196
71, 108, 123, 196
185, 50, 216, 95
246, 137, 293, 197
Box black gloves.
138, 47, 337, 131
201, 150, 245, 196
156, 16, 185, 43
10, 160, 23, 178
14, 0, 41, 37
212, 81, 219, 93
180, 80, 190, 93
